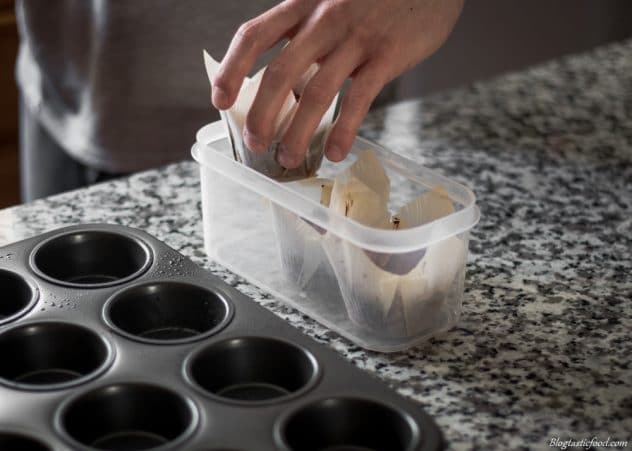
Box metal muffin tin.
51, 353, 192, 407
0, 224, 445, 451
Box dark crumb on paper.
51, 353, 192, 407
345, 199, 354, 217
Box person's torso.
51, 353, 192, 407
17, 0, 280, 172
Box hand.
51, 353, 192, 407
212, 0, 464, 168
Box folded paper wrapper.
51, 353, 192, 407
203, 51, 339, 181
272, 150, 468, 338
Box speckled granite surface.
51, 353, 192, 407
1, 40, 631, 450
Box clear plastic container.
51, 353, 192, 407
192, 121, 480, 352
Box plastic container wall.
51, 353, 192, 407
193, 122, 479, 352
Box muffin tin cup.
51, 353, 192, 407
0, 431, 51, 451
0, 269, 38, 326
185, 336, 320, 406
0, 321, 114, 391
55, 382, 198, 451
30, 229, 152, 288
0, 224, 445, 450
275, 397, 422, 451
103, 281, 234, 345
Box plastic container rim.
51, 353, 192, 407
192, 121, 480, 254
0, 319, 116, 392
29, 228, 154, 289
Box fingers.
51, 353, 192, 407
277, 45, 364, 169
244, 3, 348, 152
212, 0, 311, 110
325, 63, 386, 162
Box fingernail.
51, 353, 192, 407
244, 128, 266, 152
277, 144, 297, 168
327, 145, 343, 161
212, 85, 229, 108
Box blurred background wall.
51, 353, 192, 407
0, 0, 631, 208
0, 0, 19, 208
396, 0, 632, 98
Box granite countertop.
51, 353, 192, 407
1, 40, 630, 450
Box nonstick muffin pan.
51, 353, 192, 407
0, 224, 444, 451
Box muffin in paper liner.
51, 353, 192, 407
269, 176, 468, 338
223, 110, 332, 181
204, 50, 338, 181
270, 178, 333, 291
321, 233, 467, 338
270, 203, 328, 292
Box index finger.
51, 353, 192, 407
212, 0, 312, 110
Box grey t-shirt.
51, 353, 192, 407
16, 0, 279, 172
